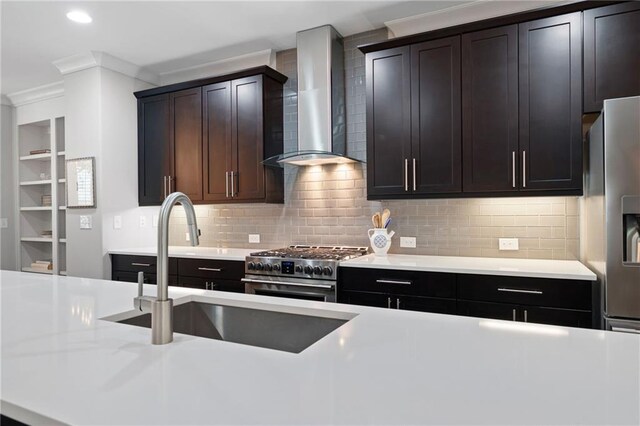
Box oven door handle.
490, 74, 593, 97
241, 278, 333, 289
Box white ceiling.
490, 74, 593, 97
1, 0, 475, 95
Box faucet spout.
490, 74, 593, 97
133, 191, 199, 345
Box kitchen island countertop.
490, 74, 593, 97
1, 270, 637, 425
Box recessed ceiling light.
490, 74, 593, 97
66, 10, 92, 24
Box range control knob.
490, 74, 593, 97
247, 262, 256, 270
304, 265, 313, 274
295, 265, 303, 273
313, 266, 323, 275
265, 264, 273, 272
272, 264, 281, 272
323, 266, 333, 276
256, 262, 264, 271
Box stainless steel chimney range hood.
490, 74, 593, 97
263, 25, 363, 168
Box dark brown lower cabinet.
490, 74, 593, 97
339, 291, 457, 315
457, 300, 592, 329
178, 276, 244, 293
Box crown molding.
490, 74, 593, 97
159, 49, 276, 85
6, 81, 64, 107
385, 0, 570, 38
53, 51, 160, 85
1, 94, 12, 106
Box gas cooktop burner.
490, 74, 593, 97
250, 245, 368, 261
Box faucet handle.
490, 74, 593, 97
137, 271, 144, 297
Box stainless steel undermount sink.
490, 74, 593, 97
104, 298, 356, 353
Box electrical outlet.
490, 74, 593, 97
139, 215, 147, 228
249, 234, 260, 244
185, 232, 190, 242
499, 238, 519, 251
400, 237, 417, 248
113, 215, 122, 229
0, 218, 7, 229
80, 215, 92, 230
152, 215, 159, 227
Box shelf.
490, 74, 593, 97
59, 238, 66, 243
21, 267, 53, 275
20, 206, 52, 211
19, 153, 52, 161
58, 178, 66, 183
59, 206, 66, 211
20, 179, 52, 186
58, 151, 66, 156
21, 237, 53, 243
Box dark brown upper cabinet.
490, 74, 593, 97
366, 47, 412, 198
170, 88, 203, 201
584, 2, 640, 113
138, 94, 171, 205
462, 25, 519, 194
366, 38, 461, 200
135, 66, 286, 206
519, 12, 582, 192
411, 36, 461, 195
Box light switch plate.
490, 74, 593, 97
185, 232, 190, 242
249, 234, 260, 244
80, 215, 92, 230
152, 215, 158, 227
139, 215, 147, 228
113, 215, 122, 229
400, 237, 417, 248
499, 238, 519, 251
0, 218, 7, 229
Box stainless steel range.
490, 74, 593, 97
243, 245, 368, 302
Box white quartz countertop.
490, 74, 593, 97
341, 254, 597, 281
108, 246, 255, 261
1, 270, 636, 425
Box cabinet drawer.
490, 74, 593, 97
112, 271, 178, 286
178, 258, 244, 280
179, 276, 244, 293
457, 274, 591, 310
111, 255, 177, 275
339, 267, 455, 298
340, 291, 456, 315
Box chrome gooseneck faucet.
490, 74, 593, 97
134, 192, 200, 344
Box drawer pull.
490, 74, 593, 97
376, 279, 412, 285
131, 263, 152, 267
524, 309, 528, 322
512, 309, 516, 321
198, 267, 223, 272
387, 297, 392, 309
497, 288, 543, 295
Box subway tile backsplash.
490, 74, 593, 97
169, 28, 580, 261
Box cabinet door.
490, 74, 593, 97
202, 82, 232, 202
457, 300, 518, 321
366, 47, 412, 198
411, 37, 462, 194
584, 3, 640, 113
231, 76, 265, 201
170, 88, 203, 201
519, 13, 582, 192
338, 291, 392, 309
138, 94, 171, 205
462, 25, 519, 193
522, 306, 592, 329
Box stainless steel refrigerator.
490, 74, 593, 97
583, 96, 640, 333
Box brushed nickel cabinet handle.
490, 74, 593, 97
498, 288, 543, 295
198, 267, 223, 272
163, 176, 167, 199
225, 172, 229, 198
512, 151, 516, 188
387, 297, 392, 309
396, 298, 400, 309
404, 159, 408, 192
376, 279, 412, 285
131, 262, 152, 267
230, 171, 235, 197
524, 309, 528, 323
412, 158, 417, 191
512, 309, 516, 321
522, 150, 526, 188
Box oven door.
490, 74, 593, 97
242, 275, 336, 302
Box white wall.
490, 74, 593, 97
0, 104, 17, 270
64, 66, 157, 279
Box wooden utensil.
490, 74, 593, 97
381, 209, 391, 226
372, 213, 379, 228
373, 212, 382, 228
